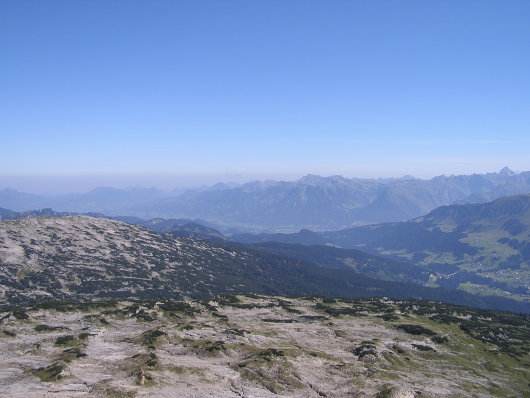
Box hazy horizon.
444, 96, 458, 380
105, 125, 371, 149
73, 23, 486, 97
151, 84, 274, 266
0, 165, 522, 195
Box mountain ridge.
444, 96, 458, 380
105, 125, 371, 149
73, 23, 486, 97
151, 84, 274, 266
2, 168, 530, 231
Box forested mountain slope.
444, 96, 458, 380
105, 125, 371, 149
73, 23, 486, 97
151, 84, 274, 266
1, 216, 527, 313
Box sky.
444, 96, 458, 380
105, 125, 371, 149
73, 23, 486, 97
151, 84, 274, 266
1, 1, 530, 193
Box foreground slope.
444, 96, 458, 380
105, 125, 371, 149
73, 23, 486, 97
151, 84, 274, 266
0, 295, 528, 397
0, 216, 528, 313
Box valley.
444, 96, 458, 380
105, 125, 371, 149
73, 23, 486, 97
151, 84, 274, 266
235, 194, 530, 303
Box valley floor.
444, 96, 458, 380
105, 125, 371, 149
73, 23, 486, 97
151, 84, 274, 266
0, 295, 528, 397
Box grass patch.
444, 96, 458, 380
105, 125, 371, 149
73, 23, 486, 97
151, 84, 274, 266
379, 313, 399, 322
396, 324, 436, 336
353, 341, 378, 359
227, 328, 247, 336
237, 358, 303, 394
258, 348, 285, 360
158, 301, 198, 315
12, 309, 29, 320
32, 363, 64, 382
61, 346, 87, 360
431, 335, 449, 344
78, 332, 95, 340
412, 343, 435, 352
55, 335, 75, 346
188, 339, 226, 354
142, 329, 166, 346
35, 324, 66, 332
262, 318, 295, 323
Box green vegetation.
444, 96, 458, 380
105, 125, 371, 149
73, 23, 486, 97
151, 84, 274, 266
146, 353, 158, 367
412, 343, 435, 351
62, 346, 87, 360
158, 301, 198, 314
201, 340, 226, 353
318, 195, 530, 303
257, 348, 285, 359
32, 363, 64, 382
431, 335, 448, 344
396, 324, 436, 336
35, 324, 65, 332
12, 309, 29, 319
353, 341, 378, 359
262, 318, 295, 323
228, 328, 247, 336
55, 335, 75, 346
142, 329, 166, 346
314, 302, 361, 316
379, 313, 399, 321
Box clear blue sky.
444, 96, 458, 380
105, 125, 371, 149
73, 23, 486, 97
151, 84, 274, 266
1, 1, 529, 192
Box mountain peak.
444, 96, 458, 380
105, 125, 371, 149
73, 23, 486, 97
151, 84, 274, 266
498, 167, 515, 176
299, 174, 348, 187
299, 174, 324, 185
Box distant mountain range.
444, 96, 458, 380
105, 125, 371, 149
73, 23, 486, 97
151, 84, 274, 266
235, 194, 530, 302
1, 215, 527, 313
2, 167, 530, 231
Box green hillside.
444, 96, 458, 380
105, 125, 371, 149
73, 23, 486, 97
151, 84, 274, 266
322, 194, 530, 301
